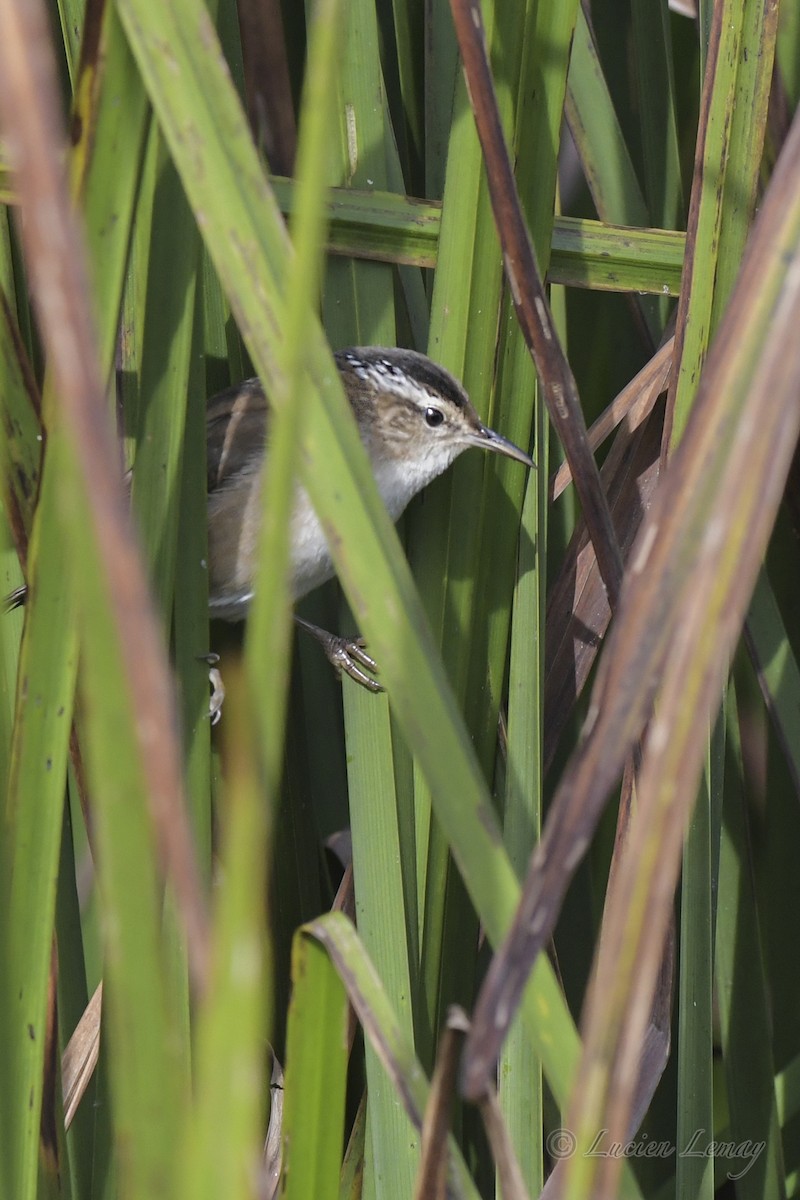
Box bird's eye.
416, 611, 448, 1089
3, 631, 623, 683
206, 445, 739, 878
425, 407, 444, 428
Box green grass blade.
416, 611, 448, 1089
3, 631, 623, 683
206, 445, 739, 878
664, 10, 777, 1192
0, 8, 153, 1193
73, 3, 150, 379
565, 6, 663, 341
70, 468, 187, 1200
174, 289, 213, 875
491, 0, 577, 1187
245, 0, 345, 767
129, 136, 198, 620
668, 0, 777, 443
176, 667, 272, 1200
318, 0, 396, 349
715, 693, 786, 1199
675, 712, 723, 1200
565, 8, 648, 228
112, 0, 589, 1085
385, 0, 424, 184
282, 930, 349, 1200
412, 0, 519, 1068
0, 431, 77, 1200
551, 218, 683, 296
343, 688, 418, 1190
423, 0, 458, 199
304, 912, 482, 1200
270, 176, 686, 292
744, 570, 800, 793
710, 0, 779, 329
630, 0, 685, 230
317, 1, 410, 1186
777, 0, 800, 107
501, 479, 545, 1196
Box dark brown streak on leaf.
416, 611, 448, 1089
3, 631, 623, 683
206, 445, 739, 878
448, 0, 623, 608
544, 341, 673, 775
544, 393, 665, 776
68, 0, 108, 167
0, 0, 209, 988
38, 940, 59, 1179
549, 337, 672, 503
478, 1084, 532, 1200
238, 0, 297, 176
0, 288, 42, 560
413, 1010, 465, 1200
330, 864, 359, 1055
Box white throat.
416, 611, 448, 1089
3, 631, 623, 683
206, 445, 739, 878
372, 444, 461, 521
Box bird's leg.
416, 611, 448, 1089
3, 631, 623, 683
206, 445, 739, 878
201, 619, 383, 723
293, 615, 384, 694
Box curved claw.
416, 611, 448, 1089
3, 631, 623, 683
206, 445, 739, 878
326, 636, 384, 693
198, 652, 225, 724
294, 616, 384, 694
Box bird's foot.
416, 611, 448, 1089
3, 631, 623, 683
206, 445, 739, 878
293, 616, 384, 694
198, 653, 225, 723
324, 634, 384, 693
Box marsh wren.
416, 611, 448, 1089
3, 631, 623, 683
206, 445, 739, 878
206, 347, 534, 691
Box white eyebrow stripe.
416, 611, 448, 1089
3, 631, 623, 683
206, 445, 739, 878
350, 362, 442, 408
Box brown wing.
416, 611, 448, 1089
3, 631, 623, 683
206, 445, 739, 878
206, 377, 270, 494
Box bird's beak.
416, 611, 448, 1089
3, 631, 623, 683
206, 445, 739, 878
473, 423, 536, 469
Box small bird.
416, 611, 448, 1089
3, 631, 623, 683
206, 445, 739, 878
206, 346, 534, 691
5, 348, 534, 699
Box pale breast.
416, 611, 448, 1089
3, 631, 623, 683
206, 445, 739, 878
207, 463, 335, 619
288, 487, 337, 598
204, 369, 453, 619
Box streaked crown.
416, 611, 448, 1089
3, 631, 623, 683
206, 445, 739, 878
335, 347, 533, 489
